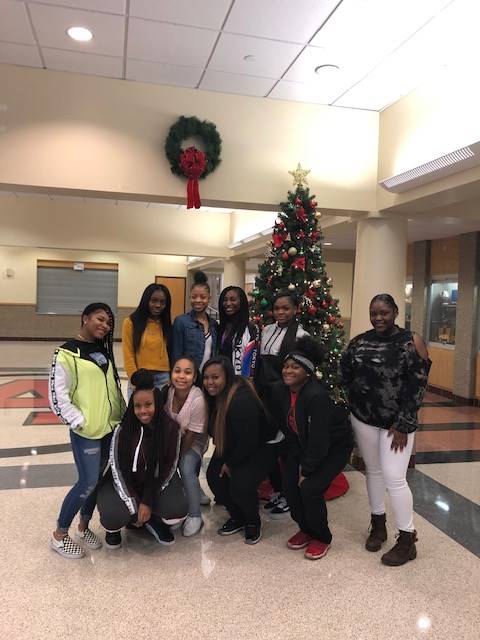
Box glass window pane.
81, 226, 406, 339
428, 281, 457, 345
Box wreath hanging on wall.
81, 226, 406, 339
164, 116, 222, 209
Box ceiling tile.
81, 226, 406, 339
0, 41, 42, 67
130, 0, 231, 29
43, 48, 123, 78
128, 18, 217, 66
29, 4, 125, 57
268, 79, 334, 105
126, 58, 203, 88
26, 1, 126, 14
0, 0, 36, 44
224, 0, 341, 44
208, 33, 302, 78
200, 69, 275, 97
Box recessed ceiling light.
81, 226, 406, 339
314, 64, 339, 75
67, 26, 93, 42
243, 55, 256, 62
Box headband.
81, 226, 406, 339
285, 353, 315, 374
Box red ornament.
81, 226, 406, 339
306, 287, 316, 300
292, 256, 306, 270
179, 146, 207, 209
281, 251, 289, 261
307, 306, 317, 316
328, 314, 336, 323
296, 207, 307, 222
297, 230, 306, 240
272, 233, 285, 248
295, 197, 302, 205
311, 231, 320, 242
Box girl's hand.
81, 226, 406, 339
388, 426, 407, 452
137, 503, 152, 525
219, 463, 231, 478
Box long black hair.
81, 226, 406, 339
202, 355, 263, 455
218, 286, 250, 354
81, 302, 121, 384
118, 369, 163, 475
272, 291, 300, 361
129, 284, 172, 353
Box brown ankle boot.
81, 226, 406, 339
381, 530, 417, 566
365, 514, 387, 552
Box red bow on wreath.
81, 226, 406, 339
179, 146, 207, 209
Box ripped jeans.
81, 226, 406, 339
57, 430, 112, 533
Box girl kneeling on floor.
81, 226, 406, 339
203, 356, 275, 545
271, 336, 353, 560
97, 369, 187, 549
163, 356, 208, 537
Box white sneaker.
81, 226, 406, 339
50, 534, 85, 559
75, 527, 102, 550
182, 515, 204, 537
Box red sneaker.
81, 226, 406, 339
287, 531, 313, 550
304, 540, 330, 560
258, 479, 274, 502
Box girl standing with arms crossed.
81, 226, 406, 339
341, 294, 430, 566
122, 283, 172, 394
49, 302, 125, 559
163, 356, 208, 537
171, 271, 218, 371
271, 335, 353, 560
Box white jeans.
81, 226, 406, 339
351, 414, 415, 532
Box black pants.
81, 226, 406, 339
267, 440, 287, 493
97, 472, 188, 532
207, 446, 275, 526
283, 447, 351, 544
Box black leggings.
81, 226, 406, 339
207, 447, 275, 526
283, 447, 352, 543
97, 472, 188, 532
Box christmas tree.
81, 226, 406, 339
250, 164, 345, 401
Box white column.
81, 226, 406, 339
350, 214, 407, 339
222, 258, 246, 289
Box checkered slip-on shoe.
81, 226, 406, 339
75, 528, 102, 550
50, 534, 85, 559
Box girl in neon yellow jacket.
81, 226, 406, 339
48, 302, 125, 559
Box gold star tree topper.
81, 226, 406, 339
288, 163, 311, 187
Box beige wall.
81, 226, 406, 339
0, 65, 379, 212
378, 67, 480, 210
0, 245, 187, 307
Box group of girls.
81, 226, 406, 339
49, 273, 430, 566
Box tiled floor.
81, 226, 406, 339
1, 342, 479, 639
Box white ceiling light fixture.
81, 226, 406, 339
243, 55, 256, 62
379, 142, 480, 193
323, 241, 332, 246
314, 64, 339, 75
67, 26, 93, 42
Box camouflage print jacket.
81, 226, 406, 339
341, 328, 431, 434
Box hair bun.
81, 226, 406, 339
193, 271, 208, 285
294, 335, 326, 366
131, 368, 155, 389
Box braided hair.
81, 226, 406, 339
81, 302, 121, 384
129, 283, 172, 353
370, 293, 399, 314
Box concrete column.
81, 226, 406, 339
411, 240, 431, 337
350, 214, 408, 339
453, 232, 480, 400
222, 258, 246, 289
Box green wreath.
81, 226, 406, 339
164, 115, 222, 179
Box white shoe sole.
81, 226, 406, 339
105, 540, 122, 549
50, 538, 85, 559
269, 510, 290, 520
145, 523, 175, 545
244, 531, 262, 545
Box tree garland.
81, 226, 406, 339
164, 115, 222, 179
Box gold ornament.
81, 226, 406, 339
315, 210, 322, 220
322, 323, 330, 331
288, 283, 295, 291
288, 163, 311, 187
288, 246, 298, 256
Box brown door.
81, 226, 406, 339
155, 276, 186, 321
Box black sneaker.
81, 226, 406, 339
244, 523, 262, 545
263, 492, 281, 511
105, 531, 122, 549
269, 495, 290, 519
217, 518, 244, 536
145, 519, 175, 545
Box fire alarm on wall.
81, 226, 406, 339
3, 268, 15, 278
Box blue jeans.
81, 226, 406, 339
57, 430, 112, 532
178, 448, 202, 518
127, 371, 170, 399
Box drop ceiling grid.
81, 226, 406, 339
0, 0, 465, 110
